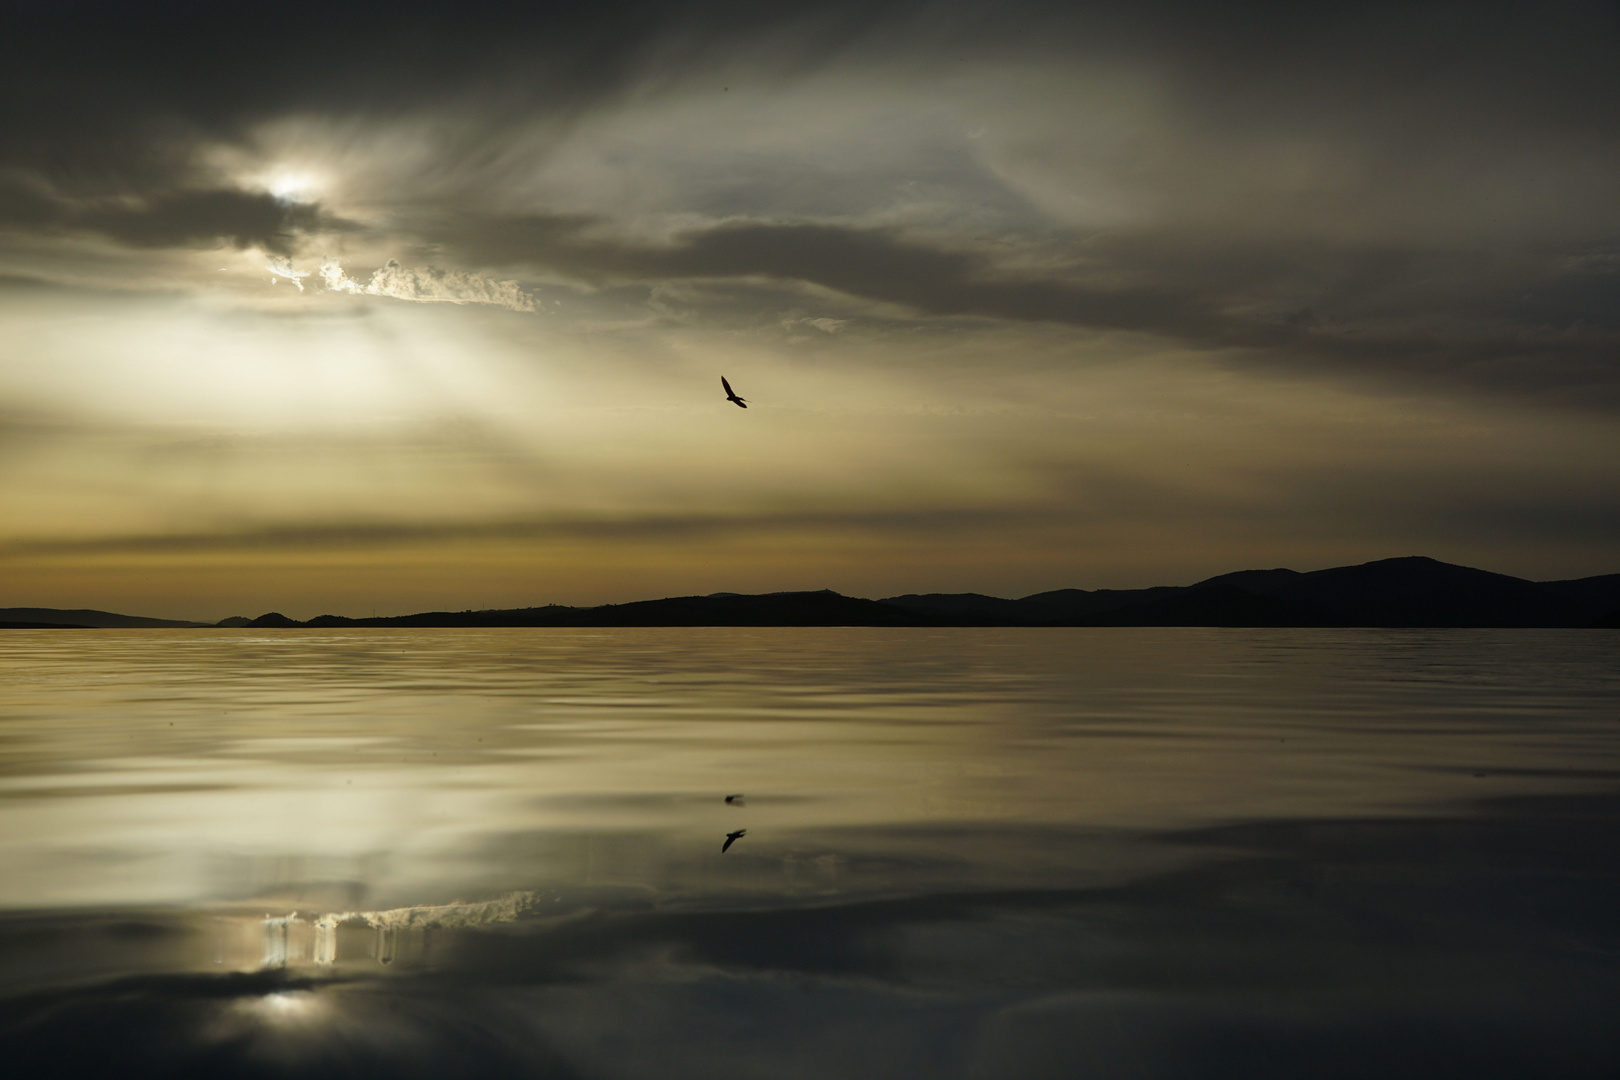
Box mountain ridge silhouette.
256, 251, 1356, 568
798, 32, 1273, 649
5, 557, 1618, 629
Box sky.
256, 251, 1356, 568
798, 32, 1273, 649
2, 0, 1618, 620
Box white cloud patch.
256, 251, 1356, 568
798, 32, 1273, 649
317, 258, 537, 312
266, 259, 310, 292
783, 316, 847, 334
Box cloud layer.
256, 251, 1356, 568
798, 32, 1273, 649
1, 0, 1618, 611
3, 2, 1614, 398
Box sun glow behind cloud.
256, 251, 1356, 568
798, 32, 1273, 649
262, 171, 321, 204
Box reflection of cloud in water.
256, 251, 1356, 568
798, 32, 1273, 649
322, 890, 540, 932
250, 892, 544, 970
261, 913, 296, 968
2, 794, 1619, 1078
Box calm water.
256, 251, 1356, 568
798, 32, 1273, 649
1, 628, 1617, 1078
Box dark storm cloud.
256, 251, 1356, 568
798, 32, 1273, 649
0, 0, 912, 255
457, 214, 1620, 406
4, 0, 1619, 403
460, 215, 1227, 338
6, 1, 1617, 179
10, 1, 1613, 196
0, 0, 900, 160
76, 191, 349, 254
0, 177, 353, 255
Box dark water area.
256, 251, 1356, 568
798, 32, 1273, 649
0, 628, 1617, 1078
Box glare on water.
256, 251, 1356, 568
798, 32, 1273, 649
1, 628, 1616, 912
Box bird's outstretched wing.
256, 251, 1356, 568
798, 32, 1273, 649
721, 376, 735, 396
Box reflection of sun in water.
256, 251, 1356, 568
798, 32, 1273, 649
243, 990, 325, 1025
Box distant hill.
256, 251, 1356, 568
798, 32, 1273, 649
223, 559, 1620, 628
1191, 557, 1590, 627
7, 557, 1620, 628
882, 556, 1619, 628
1540, 573, 1620, 614
0, 608, 208, 629
293, 590, 927, 628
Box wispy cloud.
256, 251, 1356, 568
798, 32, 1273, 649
318, 258, 536, 312
266, 258, 309, 291
784, 316, 847, 334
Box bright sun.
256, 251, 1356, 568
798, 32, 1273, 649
261, 170, 321, 203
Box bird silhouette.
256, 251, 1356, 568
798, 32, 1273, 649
721, 376, 747, 408
724, 794, 745, 805
722, 829, 746, 853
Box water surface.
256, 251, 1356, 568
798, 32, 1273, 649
1, 628, 1617, 1077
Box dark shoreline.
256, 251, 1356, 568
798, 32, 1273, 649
7, 556, 1619, 630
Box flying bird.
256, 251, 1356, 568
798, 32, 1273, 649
722, 829, 746, 853
724, 794, 745, 805
721, 376, 747, 408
